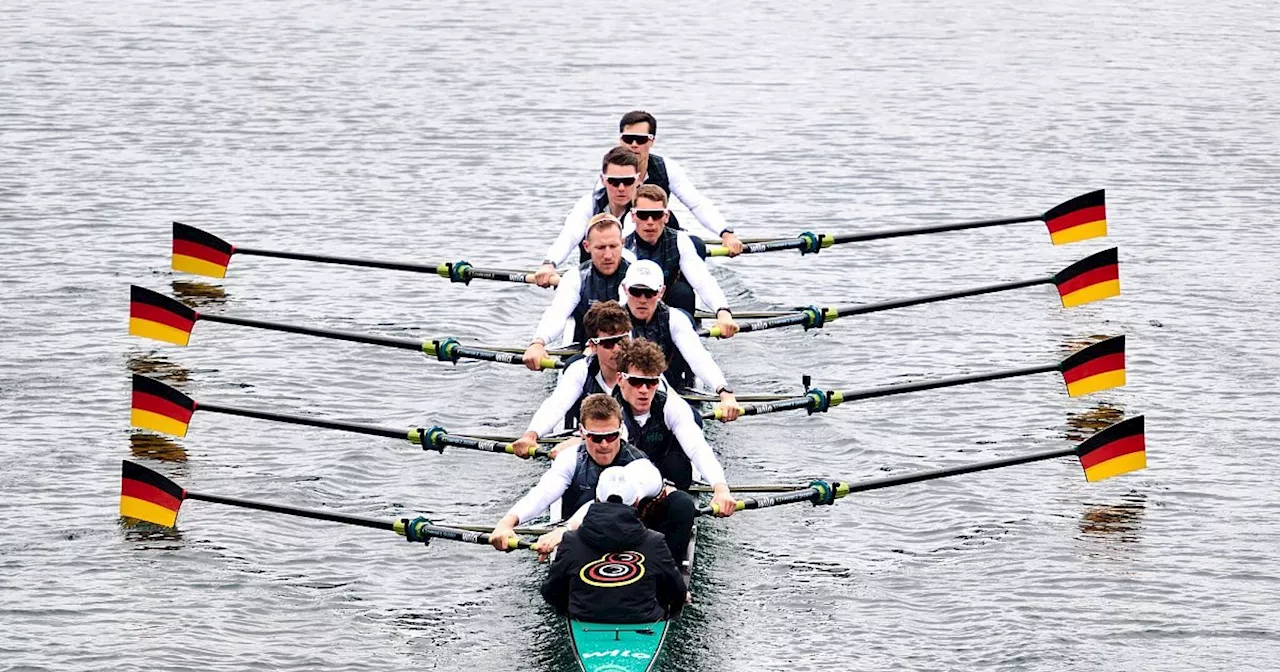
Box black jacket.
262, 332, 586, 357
541, 501, 685, 623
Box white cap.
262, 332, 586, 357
623, 459, 664, 500
622, 259, 665, 291
595, 466, 638, 505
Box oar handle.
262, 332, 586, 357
396, 517, 535, 550
438, 262, 558, 287
707, 233, 833, 257
697, 481, 851, 515
422, 339, 565, 370
411, 427, 553, 459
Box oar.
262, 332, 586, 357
171, 222, 557, 286
704, 190, 1106, 257
704, 335, 1126, 420
119, 460, 535, 550
129, 374, 554, 458
698, 248, 1120, 338
699, 415, 1146, 515
128, 285, 565, 370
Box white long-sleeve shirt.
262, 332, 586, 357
542, 156, 731, 266
623, 222, 731, 312
524, 356, 618, 438
531, 252, 635, 345
620, 299, 729, 393
505, 446, 659, 525
633, 393, 728, 487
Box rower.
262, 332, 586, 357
540, 463, 685, 623
617, 110, 743, 256
512, 300, 632, 458
627, 183, 739, 337
522, 213, 633, 369
489, 394, 656, 551
621, 260, 741, 421
533, 146, 641, 287
613, 338, 737, 565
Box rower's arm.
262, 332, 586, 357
668, 309, 729, 393
543, 194, 594, 267
531, 268, 581, 345
675, 232, 730, 312
665, 156, 732, 238
525, 358, 591, 437
665, 395, 728, 486
506, 448, 578, 525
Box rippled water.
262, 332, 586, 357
3, 0, 1279, 670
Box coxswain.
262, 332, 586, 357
539, 463, 686, 623
512, 301, 632, 458
617, 110, 743, 256
489, 394, 656, 551
621, 260, 740, 421
533, 146, 642, 287
612, 338, 737, 565
522, 213, 633, 368
627, 183, 739, 336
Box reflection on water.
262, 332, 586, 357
171, 279, 228, 308
120, 518, 185, 549
124, 353, 191, 383
1078, 492, 1147, 545
1063, 403, 1128, 442
129, 432, 189, 463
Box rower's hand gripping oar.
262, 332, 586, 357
129, 374, 554, 458
704, 189, 1107, 257
172, 222, 556, 286
698, 247, 1121, 338
704, 335, 1127, 421
128, 285, 565, 370
699, 415, 1147, 516
119, 460, 535, 550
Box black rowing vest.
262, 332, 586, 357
577, 189, 632, 263
561, 440, 648, 516
571, 258, 629, 348
616, 390, 703, 490
562, 356, 611, 430
642, 155, 708, 259
625, 226, 683, 289
631, 303, 693, 389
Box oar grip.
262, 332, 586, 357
707, 246, 731, 258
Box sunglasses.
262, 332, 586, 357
621, 133, 653, 145
583, 429, 622, 443
589, 333, 630, 349
621, 373, 662, 389
627, 286, 659, 299
633, 209, 667, 221
603, 173, 639, 187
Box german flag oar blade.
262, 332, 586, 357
172, 223, 234, 278
1076, 415, 1146, 482
129, 286, 198, 346
120, 460, 186, 527
1043, 189, 1107, 245
1059, 336, 1125, 397
131, 375, 197, 437
1054, 247, 1120, 307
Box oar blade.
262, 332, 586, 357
120, 460, 186, 527
131, 375, 196, 437
1059, 336, 1126, 397
1043, 190, 1107, 245
1076, 415, 1146, 482
172, 223, 234, 278
129, 286, 198, 346
1054, 247, 1120, 307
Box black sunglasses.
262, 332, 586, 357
604, 175, 638, 187
621, 134, 653, 145
627, 286, 659, 299
583, 429, 621, 443
622, 374, 661, 389
633, 209, 667, 221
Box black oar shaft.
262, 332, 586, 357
840, 363, 1059, 403
185, 490, 394, 531
199, 314, 423, 351
197, 402, 409, 441
845, 446, 1075, 494
830, 214, 1041, 245
236, 247, 443, 275
834, 277, 1051, 319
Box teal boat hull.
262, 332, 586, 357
567, 619, 669, 672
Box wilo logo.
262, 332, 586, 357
581, 649, 652, 660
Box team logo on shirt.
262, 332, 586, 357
580, 551, 647, 587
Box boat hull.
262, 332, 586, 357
568, 619, 669, 672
